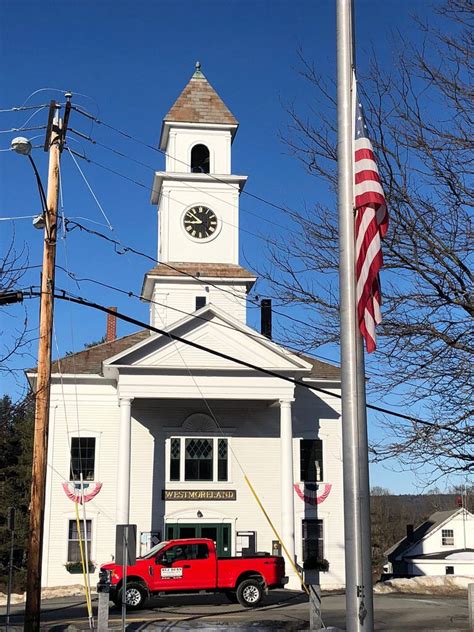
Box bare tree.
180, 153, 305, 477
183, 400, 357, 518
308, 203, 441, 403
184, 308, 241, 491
261, 0, 473, 480
0, 232, 31, 386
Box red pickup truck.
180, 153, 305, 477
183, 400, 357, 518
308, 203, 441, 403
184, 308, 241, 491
99, 538, 287, 609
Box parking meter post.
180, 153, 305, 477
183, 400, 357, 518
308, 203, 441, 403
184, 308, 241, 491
304, 569, 323, 631
97, 571, 110, 632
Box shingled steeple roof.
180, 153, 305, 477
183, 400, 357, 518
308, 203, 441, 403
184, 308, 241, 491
164, 62, 238, 126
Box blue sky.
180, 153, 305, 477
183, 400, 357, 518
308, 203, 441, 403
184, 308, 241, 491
0, 1, 453, 494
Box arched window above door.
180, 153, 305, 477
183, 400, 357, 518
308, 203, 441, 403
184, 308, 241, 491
191, 144, 210, 173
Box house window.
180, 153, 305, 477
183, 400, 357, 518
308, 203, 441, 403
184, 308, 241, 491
302, 519, 324, 564
170, 438, 180, 481
191, 144, 210, 173
300, 439, 324, 482
70, 437, 96, 481
195, 296, 206, 310
442, 529, 454, 546
68, 519, 92, 562
168, 437, 228, 482
445, 566, 454, 575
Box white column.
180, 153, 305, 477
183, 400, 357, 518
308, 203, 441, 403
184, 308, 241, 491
280, 398, 296, 570
116, 397, 133, 524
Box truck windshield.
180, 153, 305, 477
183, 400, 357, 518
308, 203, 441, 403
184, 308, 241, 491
141, 541, 169, 560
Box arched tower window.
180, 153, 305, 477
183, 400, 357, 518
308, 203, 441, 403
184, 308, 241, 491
191, 144, 210, 173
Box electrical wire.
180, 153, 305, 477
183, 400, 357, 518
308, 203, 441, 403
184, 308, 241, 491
63, 217, 315, 329
71, 105, 305, 223
0, 104, 48, 113
22, 287, 473, 440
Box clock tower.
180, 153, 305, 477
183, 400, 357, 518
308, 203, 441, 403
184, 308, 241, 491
142, 63, 256, 327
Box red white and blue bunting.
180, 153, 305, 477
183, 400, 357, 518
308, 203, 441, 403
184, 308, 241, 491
293, 482, 332, 505
62, 481, 103, 504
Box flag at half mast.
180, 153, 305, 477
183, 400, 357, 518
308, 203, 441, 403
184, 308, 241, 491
354, 96, 388, 352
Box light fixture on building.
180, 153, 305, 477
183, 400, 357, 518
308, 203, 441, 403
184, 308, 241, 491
197, 510, 203, 518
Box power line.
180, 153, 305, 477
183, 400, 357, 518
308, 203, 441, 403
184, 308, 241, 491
0, 104, 49, 113
21, 287, 472, 440
68, 129, 292, 234
63, 217, 316, 329
70, 105, 306, 223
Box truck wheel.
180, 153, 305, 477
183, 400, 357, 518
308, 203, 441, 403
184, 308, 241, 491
236, 578, 264, 608
119, 582, 148, 610
225, 590, 238, 603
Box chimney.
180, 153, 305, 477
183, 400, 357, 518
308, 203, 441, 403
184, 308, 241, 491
261, 299, 272, 339
406, 524, 414, 542
106, 307, 117, 342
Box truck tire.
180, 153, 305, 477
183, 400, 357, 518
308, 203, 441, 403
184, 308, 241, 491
236, 578, 264, 608
118, 582, 148, 610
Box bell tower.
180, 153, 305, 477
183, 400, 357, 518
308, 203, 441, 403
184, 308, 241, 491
142, 63, 256, 328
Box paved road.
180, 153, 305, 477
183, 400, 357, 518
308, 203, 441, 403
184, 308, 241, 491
0, 590, 470, 630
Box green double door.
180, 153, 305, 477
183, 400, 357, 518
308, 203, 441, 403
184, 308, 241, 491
165, 523, 232, 557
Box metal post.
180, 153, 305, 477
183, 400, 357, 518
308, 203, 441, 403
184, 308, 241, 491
336, 1, 372, 630
468, 583, 474, 632
121, 526, 128, 632
6, 507, 15, 631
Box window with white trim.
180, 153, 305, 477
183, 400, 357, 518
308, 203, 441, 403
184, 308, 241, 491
300, 439, 323, 482
70, 437, 96, 481
67, 519, 92, 562
168, 437, 229, 482
442, 529, 454, 546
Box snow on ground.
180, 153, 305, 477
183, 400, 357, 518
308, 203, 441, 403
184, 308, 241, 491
374, 575, 473, 595
0, 584, 93, 606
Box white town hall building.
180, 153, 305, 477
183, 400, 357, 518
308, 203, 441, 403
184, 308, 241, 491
29, 64, 346, 590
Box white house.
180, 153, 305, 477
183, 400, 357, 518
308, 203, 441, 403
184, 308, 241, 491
385, 508, 474, 577
28, 63, 346, 591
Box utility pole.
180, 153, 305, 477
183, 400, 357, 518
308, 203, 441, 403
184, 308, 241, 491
24, 97, 71, 631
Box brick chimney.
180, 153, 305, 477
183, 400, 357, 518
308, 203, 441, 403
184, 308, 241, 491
106, 307, 117, 342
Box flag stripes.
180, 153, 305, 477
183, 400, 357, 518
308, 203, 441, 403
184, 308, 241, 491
354, 97, 388, 352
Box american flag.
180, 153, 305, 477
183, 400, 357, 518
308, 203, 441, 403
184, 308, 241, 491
354, 96, 388, 353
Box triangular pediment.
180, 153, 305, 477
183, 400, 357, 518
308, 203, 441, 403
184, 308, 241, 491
104, 305, 311, 374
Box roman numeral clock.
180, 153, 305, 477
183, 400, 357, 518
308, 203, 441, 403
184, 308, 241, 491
183, 205, 219, 240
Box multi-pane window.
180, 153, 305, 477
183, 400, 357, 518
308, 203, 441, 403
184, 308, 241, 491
68, 519, 92, 562
442, 529, 454, 546
168, 437, 228, 482
300, 439, 324, 482
70, 437, 96, 481
218, 439, 228, 481
170, 438, 180, 481
302, 519, 324, 564
185, 438, 213, 480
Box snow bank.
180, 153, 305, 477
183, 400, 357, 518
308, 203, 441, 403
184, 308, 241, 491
374, 575, 473, 595
0, 584, 95, 606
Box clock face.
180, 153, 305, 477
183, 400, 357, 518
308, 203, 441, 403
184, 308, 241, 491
183, 206, 219, 240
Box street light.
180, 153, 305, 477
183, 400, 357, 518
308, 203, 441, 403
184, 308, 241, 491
11, 136, 48, 229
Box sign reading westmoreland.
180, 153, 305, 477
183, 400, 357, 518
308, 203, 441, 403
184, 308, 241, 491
162, 490, 237, 501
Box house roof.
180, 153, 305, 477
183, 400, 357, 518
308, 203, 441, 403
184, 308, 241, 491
28, 316, 341, 380
405, 548, 474, 561
163, 63, 237, 126
385, 509, 463, 560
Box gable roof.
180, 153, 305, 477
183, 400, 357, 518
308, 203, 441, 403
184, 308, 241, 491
163, 64, 237, 126
103, 304, 313, 374
385, 509, 465, 560
31, 306, 341, 380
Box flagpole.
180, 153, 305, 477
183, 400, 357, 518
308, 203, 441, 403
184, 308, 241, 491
336, 0, 373, 630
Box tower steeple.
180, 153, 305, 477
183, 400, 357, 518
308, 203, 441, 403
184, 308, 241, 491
143, 65, 255, 328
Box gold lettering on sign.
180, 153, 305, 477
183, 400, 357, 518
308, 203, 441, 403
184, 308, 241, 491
162, 490, 237, 501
